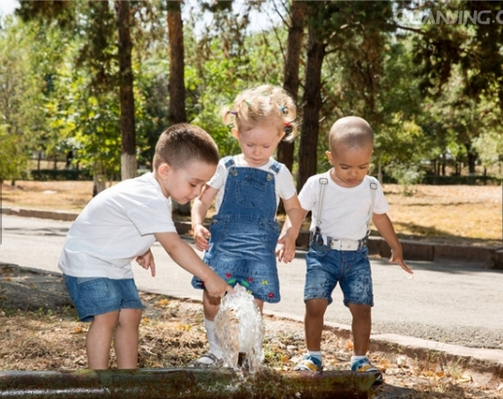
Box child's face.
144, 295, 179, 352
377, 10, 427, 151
326, 143, 373, 188
156, 160, 216, 204
234, 123, 284, 167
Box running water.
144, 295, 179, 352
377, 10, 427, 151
215, 284, 265, 374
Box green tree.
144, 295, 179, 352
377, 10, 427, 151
297, 1, 396, 189
48, 65, 121, 190
405, 1, 503, 174
0, 16, 54, 183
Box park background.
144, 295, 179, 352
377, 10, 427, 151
0, 0, 502, 246
1, 2, 503, 397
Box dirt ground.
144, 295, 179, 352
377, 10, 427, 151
0, 263, 502, 399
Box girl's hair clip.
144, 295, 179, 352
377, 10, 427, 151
280, 106, 288, 115
230, 111, 237, 116
284, 121, 291, 127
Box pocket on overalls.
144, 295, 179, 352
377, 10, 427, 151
236, 176, 267, 208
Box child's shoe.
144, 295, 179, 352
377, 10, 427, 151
351, 357, 383, 386
293, 354, 323, 372
190, 352, 223, 368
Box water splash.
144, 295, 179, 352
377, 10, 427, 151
215, 284, 265, 374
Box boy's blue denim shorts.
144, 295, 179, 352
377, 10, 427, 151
63, 275, 143, 322
304, 241, 374, 307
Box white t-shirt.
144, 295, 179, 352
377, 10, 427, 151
207, 154, 297, 212
299, 172, 389, 241
58, 172, 177, 279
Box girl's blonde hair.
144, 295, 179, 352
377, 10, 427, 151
222, 85, 298, 142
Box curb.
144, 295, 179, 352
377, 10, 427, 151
3, 207, 503, 269
269, 310, 503, 380
369, 333, 503, 379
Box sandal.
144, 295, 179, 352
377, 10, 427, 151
351, 357, 383, 386
189, 352, 223, 368
293, 355, 323, 372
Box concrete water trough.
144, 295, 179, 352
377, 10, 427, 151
0, 367, 379, 398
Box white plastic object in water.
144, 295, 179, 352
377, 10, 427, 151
215, 284, 265, 373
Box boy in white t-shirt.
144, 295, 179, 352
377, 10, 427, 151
282, 116, 413, 384
58, 123, 232, 370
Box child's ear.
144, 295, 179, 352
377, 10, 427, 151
157, 162, 172, 178
231, 128, 240, 140
326, 151, 334, 165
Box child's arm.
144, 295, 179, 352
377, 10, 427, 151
135, 248, 156, 276
277, 196, 309, 263
191, 184, 218, 251
154, 231, 233, 298
372, 213, 413, 274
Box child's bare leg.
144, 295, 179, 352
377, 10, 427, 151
203, 289, 221, 320
114, 308, 142, 369
348, 303, 371, 356
86, 311, 120, 369
254, 298, 264, 313
305, 299, 328, 351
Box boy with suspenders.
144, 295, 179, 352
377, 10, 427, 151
279, 116, 413, 384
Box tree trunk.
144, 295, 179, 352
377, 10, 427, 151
115, 0, 137, 181
278, 0, 306, 172
297, 26, 326, 192
277, 0, 306, 215
464, 143, 477, 174
92, 164, 107, 197
167, 1, 187, 126
167, 1, 190, 216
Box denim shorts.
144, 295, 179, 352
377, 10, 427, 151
63, 275, 143, 322
304, 241, 374, 307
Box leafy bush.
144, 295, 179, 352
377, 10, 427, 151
386, 163, 425, 195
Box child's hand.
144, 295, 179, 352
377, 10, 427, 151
135, 249, 156, 277
193, 224, 211, 252
204, 273, 234, 298
276, 232, 296, 263
275, 241, 285, 261
390, 249, 413, 274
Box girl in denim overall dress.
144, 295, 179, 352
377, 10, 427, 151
190, 85, 305, 366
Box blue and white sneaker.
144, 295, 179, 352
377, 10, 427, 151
351, 357, 383, 386
293, 354, 323, 372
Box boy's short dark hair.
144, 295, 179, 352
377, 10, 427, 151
153, 123, 219, 170
328, 116, 374, 152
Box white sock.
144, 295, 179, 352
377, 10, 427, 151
351, 355, 367, 366
204, 318, 222, 359
307, 350, 322, 362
